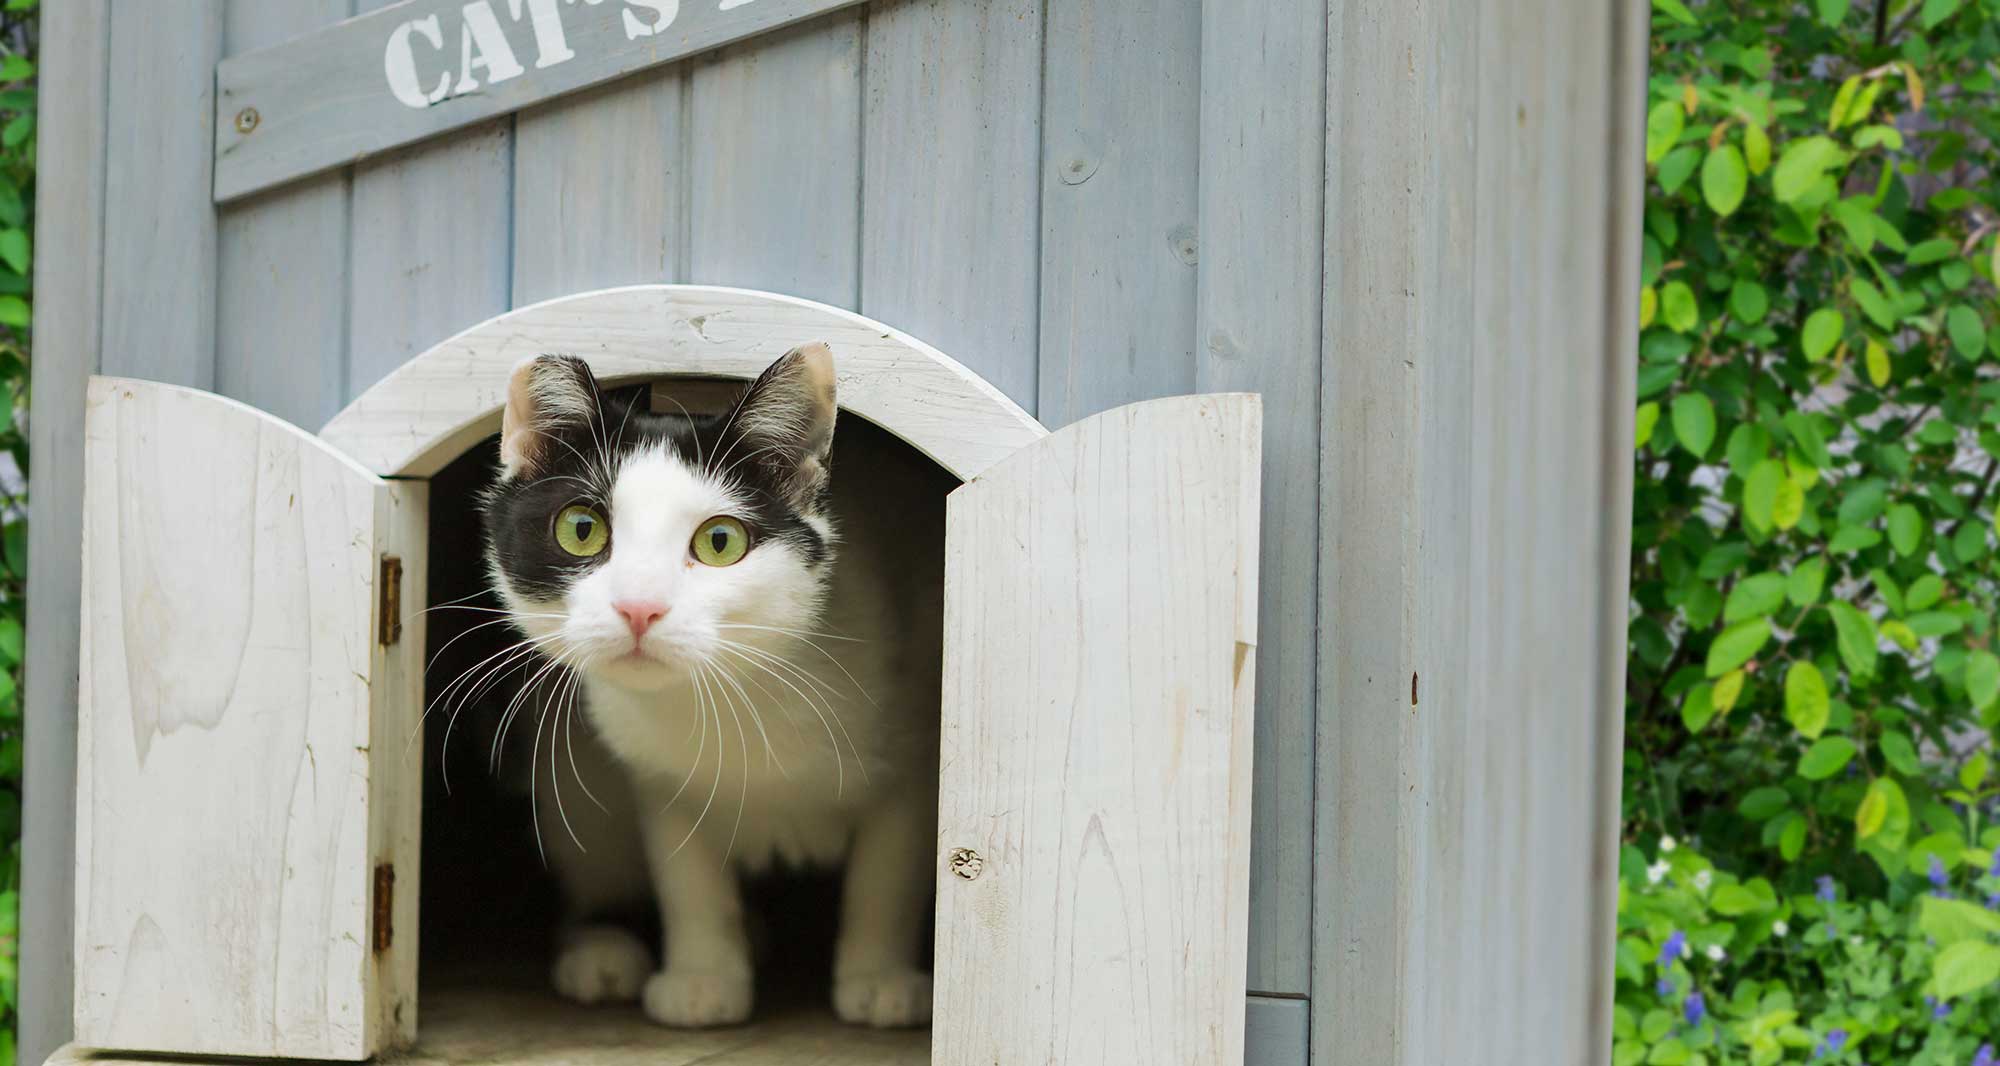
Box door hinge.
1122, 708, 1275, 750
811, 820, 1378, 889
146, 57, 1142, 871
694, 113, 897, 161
378, 555, 403, 647
372, 863, 395, 954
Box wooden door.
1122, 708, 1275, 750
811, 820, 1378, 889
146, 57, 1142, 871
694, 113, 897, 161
75, 378, 425, 1060
933, 394, 1262, 1066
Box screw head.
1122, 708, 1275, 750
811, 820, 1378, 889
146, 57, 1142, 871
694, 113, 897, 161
947, 847, 983, 881
234, 107, 260, 135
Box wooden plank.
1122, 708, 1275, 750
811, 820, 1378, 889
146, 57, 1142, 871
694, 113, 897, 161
1194, 0, 1325, 998
1244, 997, 1309, 1066
76, 379, 416, 1060
511, 66, 683, 306
20, 0, 110, 1061
859, 0, 1042, 411
1034, 0, 1201, 427
346, 119, 514, 399
686, 14, 863, 308
1311, 0, 1639, 1061
213, 0, 872, 203
319, 286, 1045, 481
215, 0, 352, 430
933, 394, 1261, 1066
99, 0, 221, 387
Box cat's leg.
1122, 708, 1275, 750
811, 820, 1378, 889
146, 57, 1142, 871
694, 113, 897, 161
635, 798, 755, 1027
832, 797, 935, 1027
537, 725, 652, 1005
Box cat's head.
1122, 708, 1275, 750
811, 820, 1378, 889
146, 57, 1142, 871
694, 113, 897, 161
483, 346, 839, 693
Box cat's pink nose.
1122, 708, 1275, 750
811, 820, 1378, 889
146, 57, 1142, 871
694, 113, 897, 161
613, 599, 668, 639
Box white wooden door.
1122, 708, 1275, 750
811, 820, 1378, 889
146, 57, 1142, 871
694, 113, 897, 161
75, 378, 425, 1060
933, 394, 1262, 1066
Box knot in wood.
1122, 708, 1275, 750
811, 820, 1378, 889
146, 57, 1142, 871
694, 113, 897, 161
947, 847, 984, 881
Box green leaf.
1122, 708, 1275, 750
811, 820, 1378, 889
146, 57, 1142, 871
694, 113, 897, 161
1780, 815, 1807, 860
1773, 137, 1845, 204
1742, 460, 1782, 533
0, 228, 27, 276
1724, 573, 1787, 623
1710, 883, 1768, 916
1708, 617, 1771, 678
1828, 602, 1878, 681
1880, 730, 1921, 775
1930, 941, 2000, 999
1701, 145, 1747, 216
1964, 650, 2000, 710
1907, 610, 1963, 637
1829, 525, 1881, 553
1671, 391, 1715, 457
1961, 751, 1989, 790
1744, 121, 1771, 174
1783, 411, 1831, 468
1906, 573, 1943, 611
1635, 401, 1660, 448
1739, 786, 1792, 821
1788, 558, 1827, 606
1920, 896, 2000, 945
1682, 681, 1717, 733
1849, 277, 1894, 329
1730, 280, 1769, 324
1658, 146, 1701, 195
1908, 237, 1958, 265
1856, 777, 1893, 838
1947, 305, 1985, 360
1888, 503, 1923, 556
1785, 661, 1831, 738
1801, 308, 1844, 362
1828, 76, 1863, 130
1773, 478, 1805, 530
1712, 669, 1745, 713
1661, 282, 1700, 334
1798, 736, 1858, 780
1832, 199, 1875, 253
1651, 0, 1698, 23
1816, 0, 1850, 24
1921, 0, 1964, 28
1647, 100, 1686, 165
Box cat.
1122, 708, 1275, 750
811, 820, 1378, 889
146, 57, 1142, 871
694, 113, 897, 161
479, 345, 947, 1029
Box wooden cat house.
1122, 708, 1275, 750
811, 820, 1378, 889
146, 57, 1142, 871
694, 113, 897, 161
22, 1, 1645, 1064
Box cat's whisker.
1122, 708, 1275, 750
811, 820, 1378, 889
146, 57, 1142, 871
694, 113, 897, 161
704, 655, 789, 780
716, 653, 809, 745
654, 675, 709, 817
728, 641, 872, 792
492, 650, 572, 778
715, 622, 866, 643
661, 670, 729, 868
722, 627, 879, 711
537, 648, 589, 857
714, 641, 859, 796
695, 662, 753, 867
560, 664, 608, 814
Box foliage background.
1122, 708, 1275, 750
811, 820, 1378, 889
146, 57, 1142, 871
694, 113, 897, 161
0, 2, 31, 1065
1624, 0, 2000, 1063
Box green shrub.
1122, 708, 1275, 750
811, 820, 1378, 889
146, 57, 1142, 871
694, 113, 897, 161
1624, 0, 2000, 1062
0, 3, 31, 1065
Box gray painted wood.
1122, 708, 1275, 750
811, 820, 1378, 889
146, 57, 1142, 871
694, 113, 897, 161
858, 0, 1042, 413
1243, 997, 1309, 1066
686, 14, 863, 308
346, 120, 515, 398
213, 0, 870, 203
1312, 0, 1640, 1062
1034, 0, 1201, 427
20, 0, 110, 1061
1195, 0, 1324, 998
99, 0, 222, 388
512, 66, 684, 306
216, 0, 352, 431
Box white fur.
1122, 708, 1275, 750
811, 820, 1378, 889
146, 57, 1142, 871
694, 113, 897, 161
503, 444, 938, 1028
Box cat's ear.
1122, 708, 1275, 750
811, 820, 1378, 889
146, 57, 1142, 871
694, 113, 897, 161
500, 354, 602, 479
728, 342, 837, 509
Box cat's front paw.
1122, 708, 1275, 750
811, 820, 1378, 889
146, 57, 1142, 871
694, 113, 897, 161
643, 969, 754, 1028
551, 926, 650, 1005
833, 968, 933, 1028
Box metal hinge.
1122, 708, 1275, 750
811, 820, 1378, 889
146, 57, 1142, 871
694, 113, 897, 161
378, 556, 403, 647
373, 863, 395, 954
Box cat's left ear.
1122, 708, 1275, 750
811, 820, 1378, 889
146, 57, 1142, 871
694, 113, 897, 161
728, 342, 837, 509
500, 354, 603, 479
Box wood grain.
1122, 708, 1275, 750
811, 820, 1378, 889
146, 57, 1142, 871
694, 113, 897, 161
1195, 0, 1325, 998
859, 0, 1043, 412
934, 394, 1261, 1066
20, 0, 110, 1060
75, 379, 421, 1060
213, 0, 871, 203
319, 285, 1046, 481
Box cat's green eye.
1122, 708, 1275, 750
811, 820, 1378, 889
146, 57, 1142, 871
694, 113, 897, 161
554, 504, 609, 558
691, 516, 751, 567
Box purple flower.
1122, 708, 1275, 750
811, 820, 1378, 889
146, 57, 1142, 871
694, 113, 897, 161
1656, 977, 1674, 998
1683, 992, 1706, 1027
1660, 930, 1687, 967
1972, 1044, 1995, 1066
1817, 1029, 1849, 1057
1818, 875, 1838, 904
1991, 849, 2000, 878
1988, 891, 2000, 910
1926, 995, 1949, 1021
1930, 855, 1952, 895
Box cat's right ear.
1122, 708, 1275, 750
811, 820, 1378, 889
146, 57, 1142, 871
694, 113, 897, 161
500, 354, 602, 479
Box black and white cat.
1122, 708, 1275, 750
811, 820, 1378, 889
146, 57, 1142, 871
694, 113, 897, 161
481, 345, 945, 1029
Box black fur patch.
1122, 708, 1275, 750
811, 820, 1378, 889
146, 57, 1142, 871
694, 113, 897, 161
483, 366, 831, 602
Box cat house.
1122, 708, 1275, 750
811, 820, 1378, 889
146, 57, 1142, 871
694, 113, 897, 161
22, 2, 1644, 1065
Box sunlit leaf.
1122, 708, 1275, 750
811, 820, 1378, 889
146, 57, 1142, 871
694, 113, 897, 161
1785, 661, 1830, 738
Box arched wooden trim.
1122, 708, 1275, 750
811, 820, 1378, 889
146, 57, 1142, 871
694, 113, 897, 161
320, 286, 1047, 480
